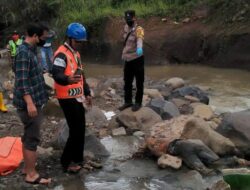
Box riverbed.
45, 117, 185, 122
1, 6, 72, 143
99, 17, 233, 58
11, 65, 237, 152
1, 60, 250, 190
86, 63, 250, 114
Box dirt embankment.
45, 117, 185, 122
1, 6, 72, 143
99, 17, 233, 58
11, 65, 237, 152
82, 9, 250, 70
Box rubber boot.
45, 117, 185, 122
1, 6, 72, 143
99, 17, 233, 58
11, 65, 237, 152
0, 92, 8, 113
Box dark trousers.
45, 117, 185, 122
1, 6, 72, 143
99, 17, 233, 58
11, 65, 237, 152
58, 98, 86, 169
124, 56, 144, 105
17, 107, 43, 151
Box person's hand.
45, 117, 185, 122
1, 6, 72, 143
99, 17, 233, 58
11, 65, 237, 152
27, 102, 37, 117
136, 47, 143, 56
85, 95, 92, 108
68, 75, 82, 84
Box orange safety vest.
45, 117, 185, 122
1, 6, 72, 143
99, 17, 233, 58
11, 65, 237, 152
54, 45, 84, 99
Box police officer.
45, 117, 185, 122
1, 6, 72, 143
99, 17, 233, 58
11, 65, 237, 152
119, 10, 145, 112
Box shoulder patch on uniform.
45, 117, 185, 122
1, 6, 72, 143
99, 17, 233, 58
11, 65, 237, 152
136, 26, 144, 39
54, 57, 66, 68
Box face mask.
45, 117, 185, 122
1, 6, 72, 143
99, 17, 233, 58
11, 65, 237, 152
126, 20, 134, 27
37, 38, 46, 47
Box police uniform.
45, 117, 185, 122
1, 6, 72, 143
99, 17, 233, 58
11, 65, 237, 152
121, 10, 145, 111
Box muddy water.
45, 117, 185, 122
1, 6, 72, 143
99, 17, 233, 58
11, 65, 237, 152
1, 57, 250, 114
54, 136, 222, 190
1, 58, 249, 189
86, 64, 250, 114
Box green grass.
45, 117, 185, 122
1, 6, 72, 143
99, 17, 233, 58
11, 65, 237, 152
56, 0, 201, 28
1, 0, 249, 29
0, 0, 249, 44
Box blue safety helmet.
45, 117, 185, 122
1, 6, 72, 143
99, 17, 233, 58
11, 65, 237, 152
66, 23, 87, 41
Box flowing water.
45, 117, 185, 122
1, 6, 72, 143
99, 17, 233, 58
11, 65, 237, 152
1, 58, 250, 114
54, 136, 222, 190
86, 64, 250, 114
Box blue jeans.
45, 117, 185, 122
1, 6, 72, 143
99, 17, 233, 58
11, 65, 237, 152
40, 46, 53, 72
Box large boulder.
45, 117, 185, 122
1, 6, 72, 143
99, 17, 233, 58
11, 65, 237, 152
191, 103, 214, 120
144, 88, 163, 99
157, 154, 182, 169
145, 116, 237, 157
216, 110, 250, 156
147, 98, 180, 120
168, 86, 209, 105
181, 118, 237, 156
171, 98, 193, 115
165, 77, 185, 90
117, 107, 162, 131
55, 120, 110, 158
149, 83, 172, 97
85, 106, 108, 128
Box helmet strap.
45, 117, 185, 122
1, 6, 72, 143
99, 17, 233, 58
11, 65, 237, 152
68, 38, 78, 51
69, 38, 73, 47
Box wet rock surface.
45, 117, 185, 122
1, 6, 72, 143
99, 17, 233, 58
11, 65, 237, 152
147, 98, 180, 120
168, 86, 209, 105
117, 107, 162, 131
216, 110, 250, 157
0, 61, 248, 190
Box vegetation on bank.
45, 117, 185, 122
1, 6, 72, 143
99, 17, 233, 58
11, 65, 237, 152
0, 0, 249, 44
58, 0, 199, 25
59, 0, 249, 28
1, 0, 248, 25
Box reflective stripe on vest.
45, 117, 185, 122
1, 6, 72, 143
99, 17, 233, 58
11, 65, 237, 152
53, 45, 84, 99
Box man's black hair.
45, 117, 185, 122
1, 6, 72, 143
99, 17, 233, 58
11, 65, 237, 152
26, 23, 48, 37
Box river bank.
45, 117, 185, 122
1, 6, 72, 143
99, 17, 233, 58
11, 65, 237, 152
81, 14, 250, 71
1, 57, 250, 189
1, 1, 250, 70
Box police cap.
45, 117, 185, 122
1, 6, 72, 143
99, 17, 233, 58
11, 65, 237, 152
124, 10, 136, 20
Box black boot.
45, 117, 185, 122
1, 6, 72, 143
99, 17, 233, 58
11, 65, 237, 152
119, 103, 133, 111
132, 103, 142, 112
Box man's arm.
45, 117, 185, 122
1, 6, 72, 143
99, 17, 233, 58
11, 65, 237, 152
52, 53, 69, 85
136, 26, 144, 56
23, 95, 37, 117
82, 70, 92, 107
15, 49, 37, 117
